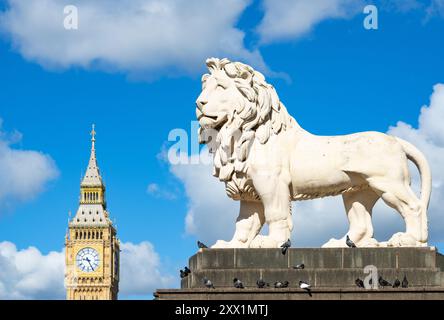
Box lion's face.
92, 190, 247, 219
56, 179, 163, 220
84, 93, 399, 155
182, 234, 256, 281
196, 69, 244, 130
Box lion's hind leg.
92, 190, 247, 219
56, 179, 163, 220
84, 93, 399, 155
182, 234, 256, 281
369, 178, 427, 247
322, 189, 379, 248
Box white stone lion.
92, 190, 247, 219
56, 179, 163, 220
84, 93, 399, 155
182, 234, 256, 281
196, 57, 431, 248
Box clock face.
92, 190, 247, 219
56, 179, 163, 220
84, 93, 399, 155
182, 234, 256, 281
76, 247, 100, 272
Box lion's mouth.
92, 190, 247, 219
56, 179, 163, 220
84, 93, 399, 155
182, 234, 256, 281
197, 111, 227, 129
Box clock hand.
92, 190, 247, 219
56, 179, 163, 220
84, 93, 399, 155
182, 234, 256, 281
84, 257, 94, 269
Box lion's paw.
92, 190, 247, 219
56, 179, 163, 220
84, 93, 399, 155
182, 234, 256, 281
211, 240, 232, 248
211, 239, 249, 248
250, 235, 279, 248
322, 237, 347, 248
357, 238, 379, 248
387, 232, 418, 247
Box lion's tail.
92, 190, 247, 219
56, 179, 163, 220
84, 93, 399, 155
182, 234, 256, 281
395, 137, 431, 240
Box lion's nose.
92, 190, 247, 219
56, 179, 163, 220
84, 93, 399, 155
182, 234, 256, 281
196, 99, 207, 111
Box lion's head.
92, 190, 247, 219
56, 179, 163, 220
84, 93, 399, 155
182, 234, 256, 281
196, 58, 294, 140
196, 58, 295, 199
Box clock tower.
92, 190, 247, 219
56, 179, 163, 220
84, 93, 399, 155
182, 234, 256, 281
65, 125, 120, 300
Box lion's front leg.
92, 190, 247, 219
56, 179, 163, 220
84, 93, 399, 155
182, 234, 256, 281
211, 200, 265, 248
250, 173, 292, 248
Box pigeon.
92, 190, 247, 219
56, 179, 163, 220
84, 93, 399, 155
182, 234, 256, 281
379, 276, 392, 287
355, 278, 365, 288
280, 239, 291, 255
402, 275, 409, 288
393, 279, 401, 288
203, 277, 214, 289
299, 280, 312, 297
346, 235, 356, 248
293, 263, 305, 270
233, 278, 244, 289
256, 279, 268, 288
274, 281, 289, 288
197, 241, 208, 249
180, 266, 191, 278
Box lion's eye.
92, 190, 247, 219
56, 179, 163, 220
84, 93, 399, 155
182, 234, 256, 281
217, 83, 227, 89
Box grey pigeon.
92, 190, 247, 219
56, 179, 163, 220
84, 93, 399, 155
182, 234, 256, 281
393, 279, 401, 288
281, 239, 291, 255
346, 235, 356, 248
379, 276, 392, 287
402, 275, 409, 288
203, 277, 214, 289
256, 279, 268, 288
274, 281, 289, 288
355, 278, 365, 288
197, 241, 208, 249
233, 278, 244, 289
299, 280, 312, 297
184, 266, 191, 275
179, 269, 187, 279
293, 263, 305, 270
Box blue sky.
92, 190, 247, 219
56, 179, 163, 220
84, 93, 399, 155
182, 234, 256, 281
0, 0, 444, 299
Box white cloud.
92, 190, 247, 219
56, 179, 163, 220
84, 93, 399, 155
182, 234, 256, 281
172, 84, 444, 247
0, 241, 65, 299
120, 241, 174, 297
170, 152, 238, 243
0, 119, 59, 213
0, 0, 265, 77
257, 0, 364, 44
0, 240, 173, 299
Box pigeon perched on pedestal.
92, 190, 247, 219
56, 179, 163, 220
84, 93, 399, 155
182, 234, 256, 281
355, 278, 365, 288
393, 279, 401, 288
203, 277, 215, 289
197, 241, 208, 249
346, 235, 356, 248
402, 275, 409, 288
299, 280, 312, 297
274, 281, 289, 288
256, 279, 268, 288
233, 278, 244, 289
281, 239, 291, 255
379, 276, 392, 287
293, 263, 305, 270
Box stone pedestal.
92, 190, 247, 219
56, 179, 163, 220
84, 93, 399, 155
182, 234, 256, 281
155, 247, 444, 300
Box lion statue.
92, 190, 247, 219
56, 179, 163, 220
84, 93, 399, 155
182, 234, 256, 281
196, 57, 431, 248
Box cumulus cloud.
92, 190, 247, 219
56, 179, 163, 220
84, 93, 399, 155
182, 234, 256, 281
0, 240, 173, 299
0, 0, 265, 77
0, 241, 65, 299
171, 84, 444, 247
0, 119, 59, 213
256, 0, 364, 44
170, 152, 237, 243
120, 241, 174, 297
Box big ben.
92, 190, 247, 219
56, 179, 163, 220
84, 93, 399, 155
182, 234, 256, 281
65, 125, 120, 300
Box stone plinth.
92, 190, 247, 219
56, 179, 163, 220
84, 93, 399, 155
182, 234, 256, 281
155, 247, 444, 300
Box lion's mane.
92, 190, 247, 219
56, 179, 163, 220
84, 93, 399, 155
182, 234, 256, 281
199, 58, 297, 201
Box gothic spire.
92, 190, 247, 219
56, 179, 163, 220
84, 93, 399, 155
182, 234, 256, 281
81, 124, 103, 187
